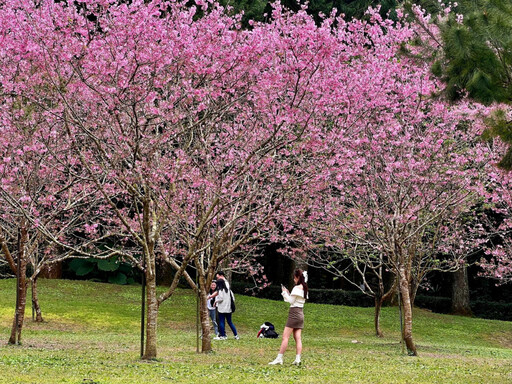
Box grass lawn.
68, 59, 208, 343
0, 278, 511, 383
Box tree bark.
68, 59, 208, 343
409, 279, 419, 306
374, 295, 384, 337
199, 290, 212, 353
9, 275, 27, 344
399, 267, 417, 356
39, 261, 62, 279
194, 255, 214, 353
373, 276, 397, 337
9, 224, 28, 345
142, 257, 158, 360
0, 227, 16, 274
31, 277, 44, 322
292, 258, 308, 287
221, 257, 232, 284
451, 266, 472, 316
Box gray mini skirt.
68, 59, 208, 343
285, 307, 304, 329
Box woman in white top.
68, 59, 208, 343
213, 279, 239, 340
207, 281, 219, 336
269, 269, 308, 366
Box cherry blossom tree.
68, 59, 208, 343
406, 2, 512, 291
0, 83, 105, 343
5, 0, 508, 359
478, 138, 512, 285
0, 0, 357, 356
308, 102, 495, 354
282, 9, 497, 352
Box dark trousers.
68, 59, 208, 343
218, 312, 237, 337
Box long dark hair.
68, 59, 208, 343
215, 279, 228, 292
294, 269, 308, 299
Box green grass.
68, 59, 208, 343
0, 279, 511, 383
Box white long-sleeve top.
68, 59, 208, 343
216, 289, 233, 314
282, 285, 306, 308
207, 296, 216, 311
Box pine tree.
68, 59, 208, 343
439, 0, 512, 169
219, 0, 399, 27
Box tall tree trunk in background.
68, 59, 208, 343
9, 223, 28, 345
221, 257, 232, 284
451, 266, 472, 316
0, 227, 16, 274
292, 259, 308, 287
409, 279, 419, 306
374, 294, 385, 338
40, 260, 62, 279
399, 267, 417, 356
374, 280, 397, 337
293, 258, 308, 271
31, 277, 44, 322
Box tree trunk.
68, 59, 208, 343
292, 259, 307, 287
39, 260, 62, 279
409, 279, 419, 306
451, 266, 472, 316
0, 227, 16, 274
142, 263, 158, 360
373, 276, 397, 338
221, 257, 232, 284
199, 290, 213, 353
399, 267, 417, 356
156, 258, 174, 286
293, 258, 308, 272
195, 255, 214, 353
31, 277, 44, 322
9, 277, 27, 344
374, 295, 384, 337
9, 224, 28, 345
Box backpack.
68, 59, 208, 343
257, 322, 279, 339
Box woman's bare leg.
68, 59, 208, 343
292, 328, 302, 355
279, 326, 294, 354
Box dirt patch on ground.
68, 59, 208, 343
485, 330, 512, 349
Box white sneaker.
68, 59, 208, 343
213, 336, 227, 340
268, 356, 283, 365
292, 359, 301, 366
234, 335, 240, 340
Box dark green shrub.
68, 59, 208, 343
232, 282, 512, 321
231, 282, 374, 307
415, 295, 512, 322
308, 288, 374, 307
414, 295, 452, 314
67, 257, 136, 285
471, 300, 512, 322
